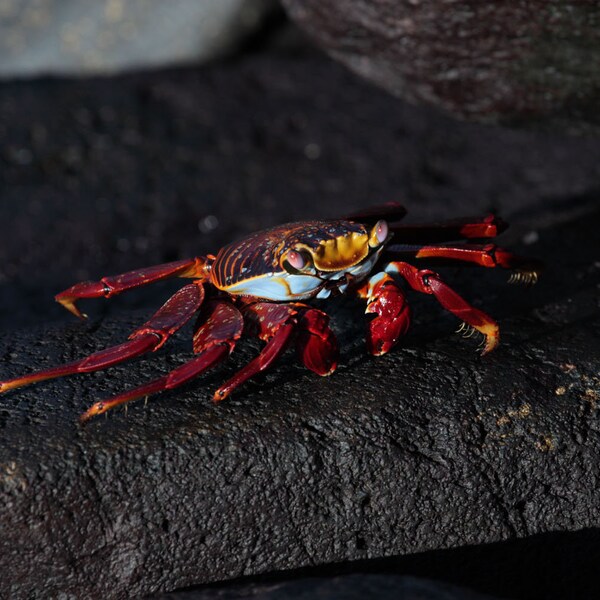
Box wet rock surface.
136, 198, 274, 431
1, 44, 600, 600
283, 0, 600, 134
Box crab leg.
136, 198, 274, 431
386, 243, 541, 281
389, 215, 507, 242
55, 257, 209, 318
0, 283, 204, 394
213, 323, 294, 402
213, 302, 338, 402
385, 261, 499, 354
345, 205, 505, 240
79, 299, 243, 422
356, 273, 411, 355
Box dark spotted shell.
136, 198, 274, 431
211, 220, 366, 289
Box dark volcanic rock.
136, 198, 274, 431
283, 0, 600, 134
1, 49, 600, 600
155, 574, 505, 599
1, 197, 600, 600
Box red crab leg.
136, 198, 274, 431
55, 257, 209, 318
0, 283, 204, 394
213, 302, 339, 402
385, 243, 541, 281
213, 324, 294, 402
79, 299, 243, 422
389, 215, 507, 242
385, 261, 499, 354
356, 273, 411, 355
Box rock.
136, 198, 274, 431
1, 48, 600, 600
154, 574, 506, 599
0, 0, 275, 77
282, 0, 600, 135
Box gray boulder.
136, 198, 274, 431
283, 0, 600, 134
0, 0, 274, 77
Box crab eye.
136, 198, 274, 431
370, 220, 389, 247
285, 250, 306, 271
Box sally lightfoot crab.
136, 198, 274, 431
0, 203, 540, 422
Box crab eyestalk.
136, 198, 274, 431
369, 219, 389, 247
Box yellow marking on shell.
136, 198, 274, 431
298, 232, 369, 272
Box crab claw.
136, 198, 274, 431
297, 309, 339, 376
365, 277, 411, 356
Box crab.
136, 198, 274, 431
0, 203, 540, 423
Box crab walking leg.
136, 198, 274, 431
0, 283, 204, 394
385, 242, 542, 281
243, 302, 339, 376
213, 323, 295, 402
213, 302, 339, 402
355, 272, 411, 355
55, 257, 209, 318
80, 300, 243, 422
385, 261, 499, 354
388, 215, 507, 242
79, 346, 228, 424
